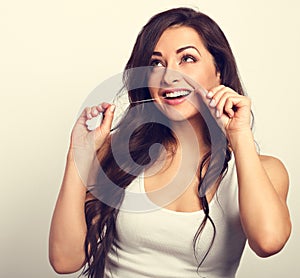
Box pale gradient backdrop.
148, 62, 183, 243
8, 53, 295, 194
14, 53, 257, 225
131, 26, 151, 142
0, 0, 299, 277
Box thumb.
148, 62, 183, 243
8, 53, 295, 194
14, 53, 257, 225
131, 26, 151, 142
94, 104, 116, 148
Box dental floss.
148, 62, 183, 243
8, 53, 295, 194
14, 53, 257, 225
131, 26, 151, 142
86, 98, 159, 131
130, 98, 158, 104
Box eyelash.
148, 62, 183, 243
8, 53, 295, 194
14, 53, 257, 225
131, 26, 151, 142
150, 59, 164, 67
180, 54, 198, 64
150, 54, 198, 67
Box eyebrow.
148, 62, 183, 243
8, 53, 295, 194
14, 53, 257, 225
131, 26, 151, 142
152, 45, 201, 57
176, 46, 201, 56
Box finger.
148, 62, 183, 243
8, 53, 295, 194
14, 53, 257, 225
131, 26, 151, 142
223, 97, 236, 118
95, 104, 116, 137
194, 86, 225, 119
206, 86, 227, 109
86, 102, 111, 122
208, 86, 236, 103
90, 106, 101, 117
98, 102, 110, 111
214, 92, 232, 118
75, 107, 92, 127
206, 85, 226, 99
216, 92, 242, 118
224, 95, 249, 116
90, 102, 110, 117
206, 86, 238, 114
82, 107, 91, 119
77, 103, 111, 129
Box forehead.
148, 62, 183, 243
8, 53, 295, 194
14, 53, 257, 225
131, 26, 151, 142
154, 26, 205, 52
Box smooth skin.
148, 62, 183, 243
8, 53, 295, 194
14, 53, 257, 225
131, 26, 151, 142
201, 85, 291, 257
49, 103, 116, 273
147, 26, 291, 257
49, 26, 291, 274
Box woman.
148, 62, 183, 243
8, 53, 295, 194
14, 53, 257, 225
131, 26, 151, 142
49, 7, 291, 278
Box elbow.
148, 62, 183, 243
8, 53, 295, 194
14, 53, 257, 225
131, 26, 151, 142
49, 252, 85, 274
251, 240, 285, 258
50, 262, 71, 275
249, 223, 292, 258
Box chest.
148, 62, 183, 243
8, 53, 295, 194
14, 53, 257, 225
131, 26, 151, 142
108, 159, 247, 277
116, 209, 204, 256
144, 168, 218, 213
115, 187, 246, 270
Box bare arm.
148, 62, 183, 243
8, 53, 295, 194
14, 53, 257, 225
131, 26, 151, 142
49, 103, 115, 273
49, 150, 88, 273
200, 85, 291, 257
230, 131, 291, 257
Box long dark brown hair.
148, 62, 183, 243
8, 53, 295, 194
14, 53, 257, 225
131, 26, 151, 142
82, 7, 246, 277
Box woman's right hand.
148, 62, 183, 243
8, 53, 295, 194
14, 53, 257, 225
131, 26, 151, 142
50, 103, 116, 273
69, 102, 116, 185
71, 102, 115, 152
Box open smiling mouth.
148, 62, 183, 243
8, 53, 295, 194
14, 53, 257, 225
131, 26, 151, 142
163, 89, 192, 99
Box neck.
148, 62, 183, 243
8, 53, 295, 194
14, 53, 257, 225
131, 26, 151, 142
170, 113, 210, 154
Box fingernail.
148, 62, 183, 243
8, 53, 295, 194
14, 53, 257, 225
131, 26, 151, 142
209, 99, 216, 107
110, 105, 116, 112
207, 91, 213, 98
216, 110, 221, 118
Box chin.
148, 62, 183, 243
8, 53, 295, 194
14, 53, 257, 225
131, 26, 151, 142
157, 105, 200, 123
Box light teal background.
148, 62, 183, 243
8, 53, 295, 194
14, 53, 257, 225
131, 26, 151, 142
0, 0, 299, 277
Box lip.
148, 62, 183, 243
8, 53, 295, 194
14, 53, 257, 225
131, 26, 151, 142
161, 88, 192, 105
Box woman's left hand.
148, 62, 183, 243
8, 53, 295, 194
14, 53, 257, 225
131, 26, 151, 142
198, 85, 252, 138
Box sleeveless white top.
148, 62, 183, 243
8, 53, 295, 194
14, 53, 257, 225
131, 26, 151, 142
104, 158, 246, 278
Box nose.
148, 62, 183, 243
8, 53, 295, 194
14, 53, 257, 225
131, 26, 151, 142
162, 68, 182, 85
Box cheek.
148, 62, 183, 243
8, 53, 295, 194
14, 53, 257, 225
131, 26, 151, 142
148, 87, 158, 97
208, 72, 221, 88
148, 69, 165, 90
194, 68, 220, 90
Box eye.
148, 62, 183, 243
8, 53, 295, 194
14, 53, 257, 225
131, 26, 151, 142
180, 54, 197, 64
150, 59, 165, 67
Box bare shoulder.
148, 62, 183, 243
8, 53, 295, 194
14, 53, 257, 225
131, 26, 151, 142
259, 155, 289, 200
259, 155, 288, 175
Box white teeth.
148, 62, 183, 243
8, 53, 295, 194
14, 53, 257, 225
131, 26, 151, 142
165, 90, 190, 98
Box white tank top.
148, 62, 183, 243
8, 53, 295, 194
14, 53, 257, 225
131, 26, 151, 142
105, 157, 246, 278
